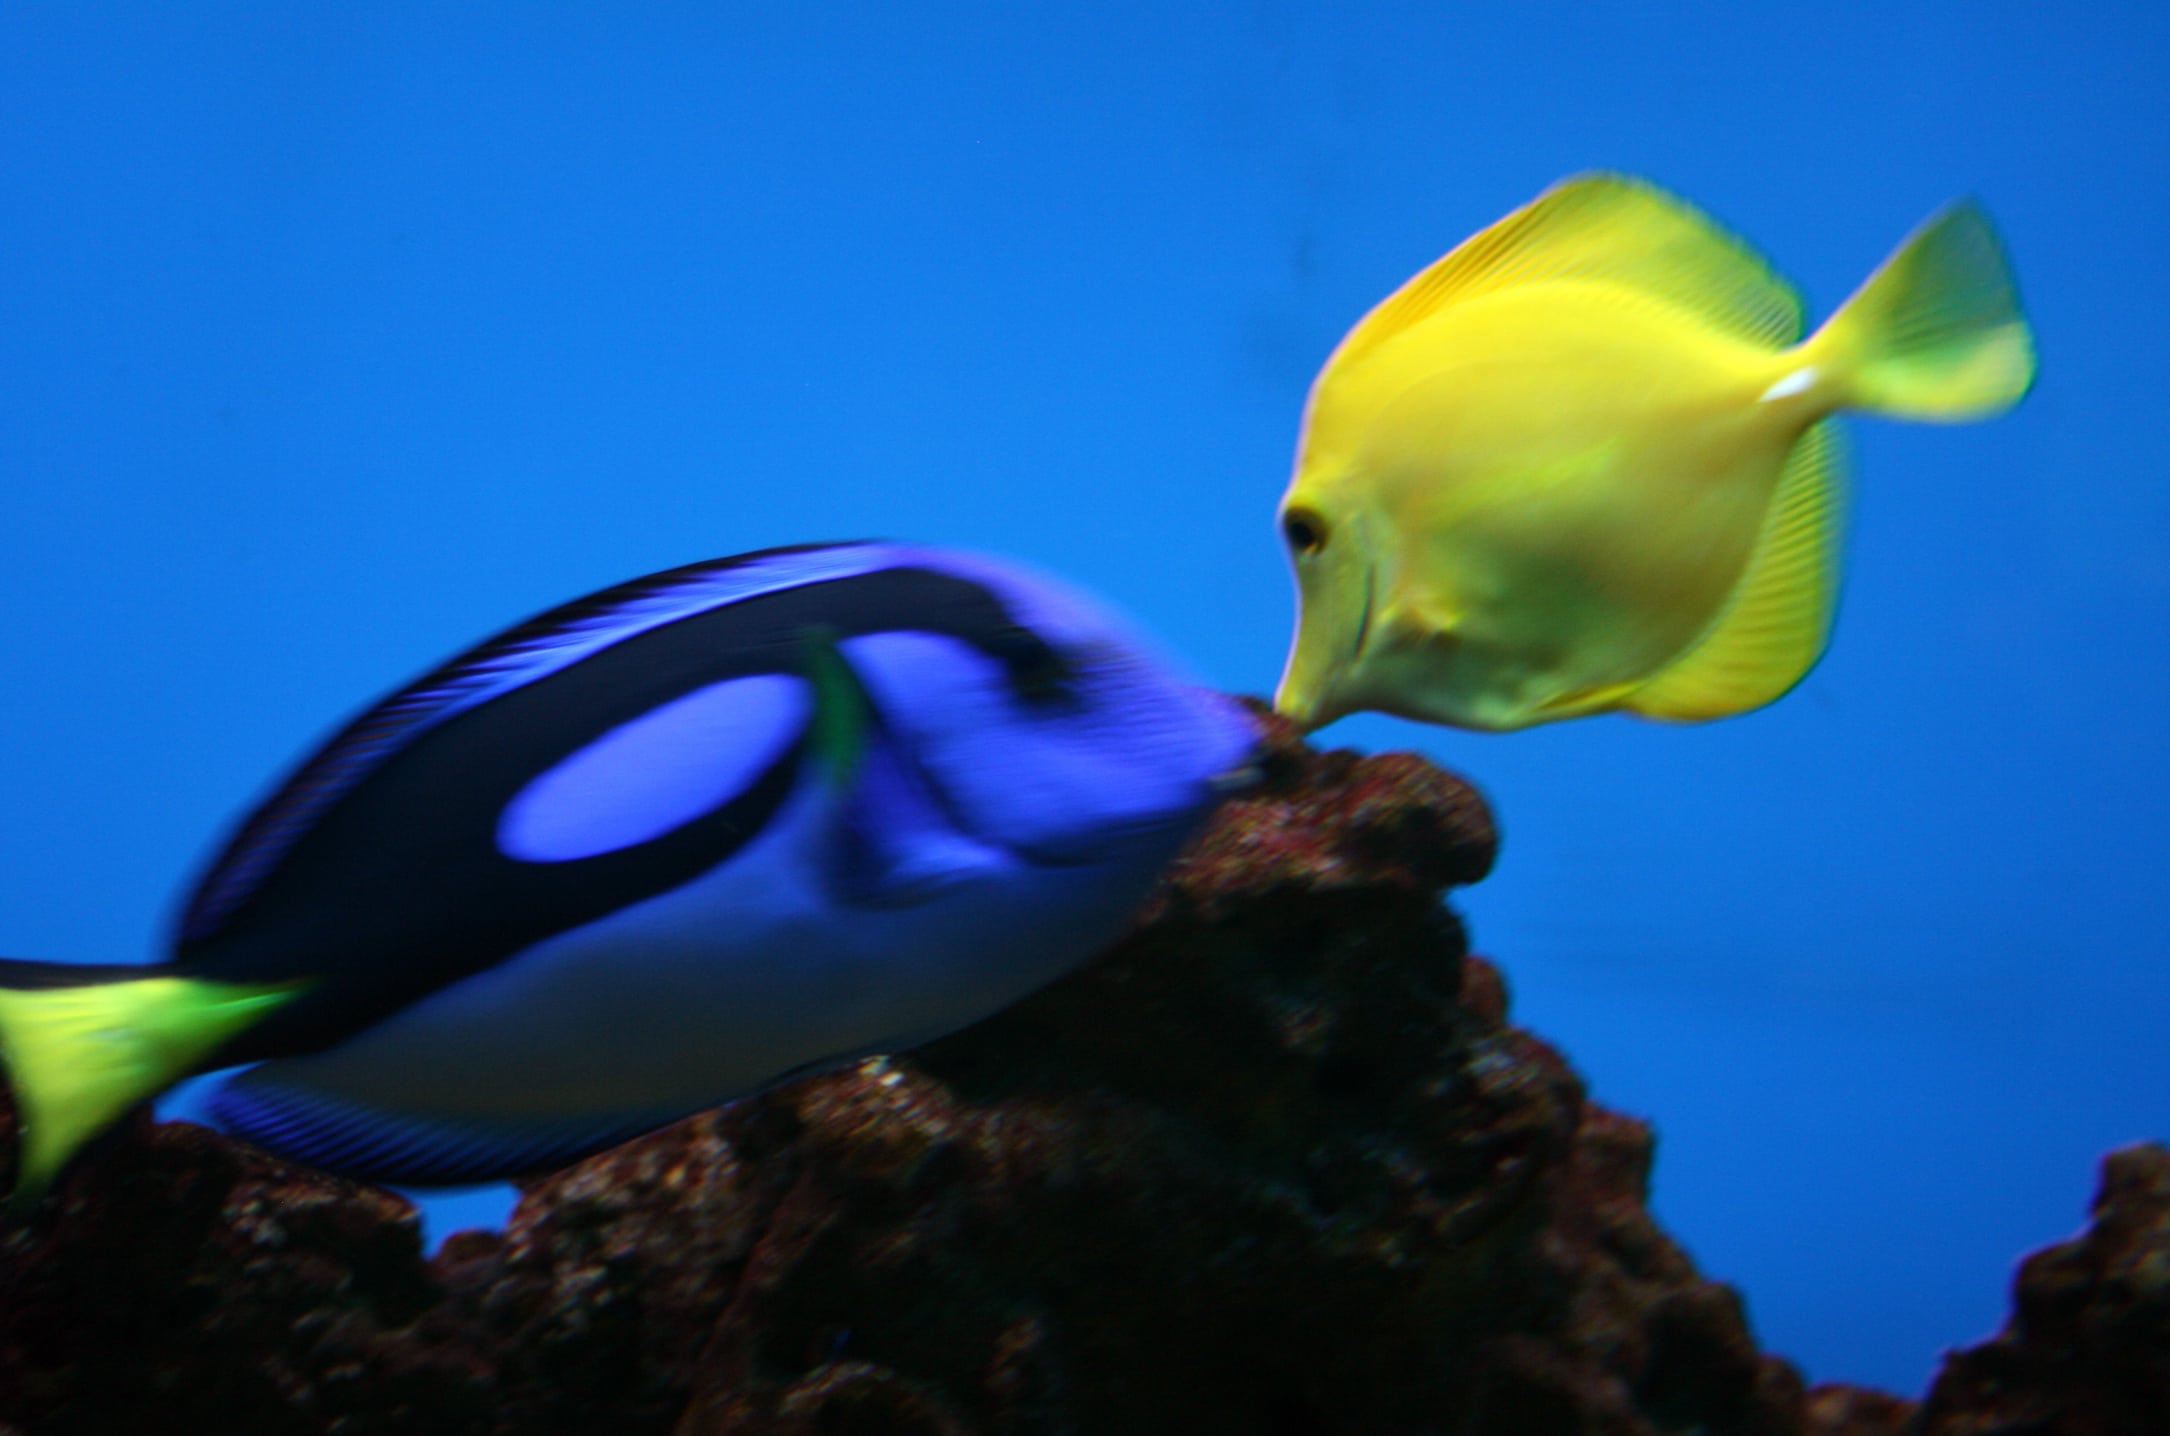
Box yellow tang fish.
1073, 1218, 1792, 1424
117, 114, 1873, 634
1273, 173, 2035, 732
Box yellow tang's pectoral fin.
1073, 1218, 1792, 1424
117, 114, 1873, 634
1378, 586, 1461, 647
1627, 421, 1847, 722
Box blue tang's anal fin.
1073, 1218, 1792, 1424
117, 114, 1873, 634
798, 626, 1008, 908
208, 1066, 684, 1188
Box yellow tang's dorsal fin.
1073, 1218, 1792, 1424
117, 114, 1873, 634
1328, 173, 1808, 375
1626, 420, 1848, 722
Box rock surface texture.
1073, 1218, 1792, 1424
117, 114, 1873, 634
0, 707, 2158, 1434
1914, 1143, 2170, 1436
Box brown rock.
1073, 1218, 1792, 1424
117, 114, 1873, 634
1917, 1143, 2170, 1436
0, 702, 2044, 1434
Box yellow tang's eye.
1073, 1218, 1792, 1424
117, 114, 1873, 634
1281, 508, 1328, 557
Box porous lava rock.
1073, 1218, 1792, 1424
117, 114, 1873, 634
0, 705, 2118, 1435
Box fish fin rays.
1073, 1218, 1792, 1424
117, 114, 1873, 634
1627, 421, 1847, 722
1328, 172, 1804, 377
209, 1066, 682, 1187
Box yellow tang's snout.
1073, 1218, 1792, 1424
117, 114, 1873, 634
1274, 482, 1578, 735
1272, 491, 1377, 732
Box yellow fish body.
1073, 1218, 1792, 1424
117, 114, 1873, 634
1273, 173, 2036, 732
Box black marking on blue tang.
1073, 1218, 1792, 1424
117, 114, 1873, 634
178, 544, 1074, 1065
179, 542, 861, 944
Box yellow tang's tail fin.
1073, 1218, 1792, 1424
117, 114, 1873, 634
1815, 199, 2036, 422
0, 964, 302, 1214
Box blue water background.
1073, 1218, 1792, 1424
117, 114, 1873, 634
1, 5, 2162, 1393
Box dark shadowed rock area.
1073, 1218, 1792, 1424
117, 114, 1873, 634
0, 705, 2160, 1434
1914, 1144, 2170, 1436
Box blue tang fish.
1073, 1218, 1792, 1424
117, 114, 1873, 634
0, 542, 1257, 1207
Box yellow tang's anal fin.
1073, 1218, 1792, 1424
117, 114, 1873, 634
1627, 420, 1848, 722
0, 974, 304, 1214
1530, 680, 1644, 721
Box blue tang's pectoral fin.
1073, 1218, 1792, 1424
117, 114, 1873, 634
208, 1065, 687, 1188
800, 626, 1010, 908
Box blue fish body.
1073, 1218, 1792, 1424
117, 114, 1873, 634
0, 543, 1257, 1194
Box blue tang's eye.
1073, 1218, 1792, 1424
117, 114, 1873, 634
982, 623, 1075, 705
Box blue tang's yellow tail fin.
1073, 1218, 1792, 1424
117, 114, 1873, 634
0, 962, 302, 1214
